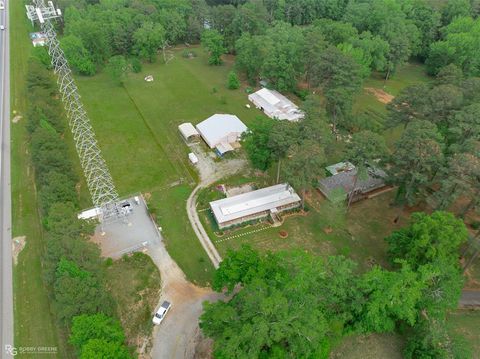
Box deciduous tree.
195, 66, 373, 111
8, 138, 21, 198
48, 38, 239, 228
201, 29, 226, 65
388, 120, 444, 206
133, 22, 166, 62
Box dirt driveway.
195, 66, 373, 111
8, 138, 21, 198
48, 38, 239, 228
148, 146, 246, 358
186, 145, 248, 267
147, 238, 222, 359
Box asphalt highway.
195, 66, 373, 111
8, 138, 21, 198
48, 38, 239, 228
0, 0, 13, 357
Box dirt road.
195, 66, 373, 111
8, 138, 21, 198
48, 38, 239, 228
186, 147, 248, 268
147, 240, 222, 359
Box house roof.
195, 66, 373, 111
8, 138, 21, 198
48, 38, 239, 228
248, 88, 304, 122
178, 122, 199, 139
210, 183, 301, 224
196, 114, 247, 148
318, 168, 387, 200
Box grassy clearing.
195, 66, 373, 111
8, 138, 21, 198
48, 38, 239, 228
10, 1, 69, 357
105, 253, 161, 348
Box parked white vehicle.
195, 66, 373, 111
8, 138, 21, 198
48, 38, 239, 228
0, 2, 4, 10
152, 301, 171, 325
0, 25, 4, 31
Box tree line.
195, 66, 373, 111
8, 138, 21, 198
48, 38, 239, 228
54, 0, 480, 82
201, 212, 471, 358
26, 57, 132, 358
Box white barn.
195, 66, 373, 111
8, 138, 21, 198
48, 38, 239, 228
196, 114, 247, 154
248, 88, 304, 122
210, 183, 301, 229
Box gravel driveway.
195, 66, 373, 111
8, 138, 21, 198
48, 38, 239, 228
148, 146, 247, 358
147, 238, 222, 359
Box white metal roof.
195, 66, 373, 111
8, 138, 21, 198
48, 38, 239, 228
178, 122, 199, 139
196, 114, 247, 148
256, 88, 280, 105
210, 183, 301, 224
248, 88, 304, 122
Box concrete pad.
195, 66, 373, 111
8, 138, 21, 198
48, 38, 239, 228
92, 195, 162, 258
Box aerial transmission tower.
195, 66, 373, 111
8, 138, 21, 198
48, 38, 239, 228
26, 1, 123, 222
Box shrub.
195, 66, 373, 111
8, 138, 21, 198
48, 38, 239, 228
227, 71, 240, 90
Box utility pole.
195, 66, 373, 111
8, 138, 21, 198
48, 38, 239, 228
26, 1, 123, 223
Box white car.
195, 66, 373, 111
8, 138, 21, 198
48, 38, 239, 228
152, 301, 171, 325
0, 25, 4, 31
0, 2, 4, 10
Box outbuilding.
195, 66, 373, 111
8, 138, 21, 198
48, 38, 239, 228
196, 114, 247, 154
178, 122, 200, 142
210, 183, 301, 229
248, 88, 304, 122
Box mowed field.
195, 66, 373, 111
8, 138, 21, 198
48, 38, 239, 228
75, 49, 267, 285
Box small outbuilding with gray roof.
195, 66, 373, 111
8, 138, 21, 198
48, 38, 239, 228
318, 166, 391, 203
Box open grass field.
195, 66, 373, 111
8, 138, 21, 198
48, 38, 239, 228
9, 1, 70, 357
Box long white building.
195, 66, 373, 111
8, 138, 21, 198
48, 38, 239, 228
210, 183, 301, 229
248, 88, 304, 122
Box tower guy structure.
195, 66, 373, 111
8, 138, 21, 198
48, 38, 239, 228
26, 1, 122, 222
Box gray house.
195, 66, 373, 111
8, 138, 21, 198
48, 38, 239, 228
318, 167, 391, 203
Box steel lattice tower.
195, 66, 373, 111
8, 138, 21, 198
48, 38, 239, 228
26, 1, 122, 222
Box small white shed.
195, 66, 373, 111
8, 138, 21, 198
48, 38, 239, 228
178, 122, 200, 142
188, 152, 199, 164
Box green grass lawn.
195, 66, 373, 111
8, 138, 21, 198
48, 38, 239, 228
330, 333, 404, 359
10, 1, 68, 357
